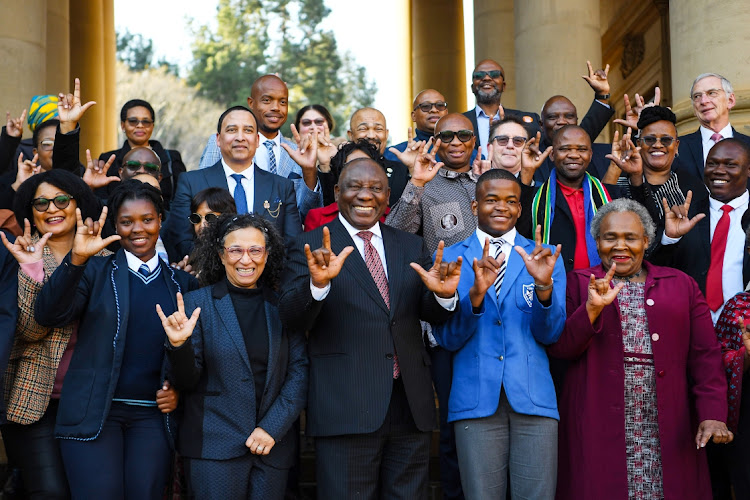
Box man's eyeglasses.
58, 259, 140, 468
188, 213, 219, 225
39, 140, 54, 152
640, 136, 675, 147
691, 89, 725, 102
32, 194, 74, 212
224, 246, 266, 262
125, 118, 154, 126
414, 101, 448, 112
491, 135, 526, 147
472, 70, 504, 80
300, 118, 326, 127
123, 160, 160, 173
435, 130, 475, 143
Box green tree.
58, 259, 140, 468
117, 30, 180, 76
188, 0, 375, 135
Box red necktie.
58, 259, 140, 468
711, 132, 724, 143
357, 231, 399, 378
706, 205, 733, 311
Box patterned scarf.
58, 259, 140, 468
532, 169, 611, 266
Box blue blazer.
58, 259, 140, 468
432, 232, 566, 422
167, 282, 308, 468
163, 162, 302, 260
34, 250, 199, 441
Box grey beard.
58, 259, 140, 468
475, 88, 502, 105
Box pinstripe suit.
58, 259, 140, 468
279, 217, 455, 499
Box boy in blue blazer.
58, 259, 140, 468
432, 168, 566, 499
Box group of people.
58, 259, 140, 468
0, 56, 748, 500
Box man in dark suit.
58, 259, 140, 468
673, 73, 750, 180
278, 158, 461, 499
163, 106, 303, 260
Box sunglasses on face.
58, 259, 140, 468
491, 135, 526, 147
300, 118, 326, 127
640, 136, 675, 147
188, 212, 219, 225
32, 194, 74, 212
472, 70, 503, 80
123, 160, 160, 173
413, 101, 448, 112
224, 246, 266, 262
125, 118, 154, 126
435, 129, 475, 143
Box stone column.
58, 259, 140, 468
387, 0, 412, 141
473, 0, 516, 108
102, 0, 117, 150
0, 0, 48, 125
514, 0, 602, 117
46, 0, 70, 96
670, 1, 750, 135
411, 0, 467, 114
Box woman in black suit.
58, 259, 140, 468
34, 180, 198, 499
158, 214, 308, 499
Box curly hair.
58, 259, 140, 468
190, 213, 285, 289
329, 139, 384, 185
637, 105, 677, 131
106, 179, 165, 225
13, 169, 101, 233
590, 198, 656, 243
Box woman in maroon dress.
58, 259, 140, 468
550, 198, 732, 499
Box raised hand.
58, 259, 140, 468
696, 420, 733, 448
83, 149, 120, 189
390, 128, 427, 173
0, 218, 52, 265
286, 125, 319, 170
613, 87, 661, 130
305, 225, 354, 289
663, 191, 705, 239
58, 78, 96, 133
156, 292, 201, 348
514, 225, 562, 300
472, 144, 493, 177
170, 255, 195, 275
410, 240, 462, 299
315, 124, 338, 171
469, 237, 503, 308
410, 138, 443, 187
11, 152, 41, 191
70, 206, 121, 265
246, 427, 275, 455
605, 130, 642, 178
155, 380, 179, 414
5, 109, 27, 138
585, 263, 625, 324
520, 132, 552, 185
582, 60, 611, 97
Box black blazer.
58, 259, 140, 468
34, 250, 199, 441
163, 161, 302, 260
167, 281, 307, 467
278, 218, 455, 436
673, 127, 750, 180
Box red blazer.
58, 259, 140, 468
304, 203, 390, 232
549, 261, 727, 500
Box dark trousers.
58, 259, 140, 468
59, 402, 172, 500
430, 345, 464, 500
315, 377, 431, 500
184, 453, 289, 500
1, 399, 69, 499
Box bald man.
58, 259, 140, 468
198, 74, 322, 219
384, 89, 448, 162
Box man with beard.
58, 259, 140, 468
198, 75, 321, 219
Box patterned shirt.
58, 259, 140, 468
385, 168, 478, 254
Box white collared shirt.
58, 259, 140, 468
708, 191, 748, 323
475, 105, 501, 154
124, 249, 160, 274
475, 227, 517, 259
253, 131, 281, 173
221, 159, 255, 211
700, 123, 733, 164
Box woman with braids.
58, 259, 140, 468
158, 214, 308, 499
34, 179, 198, 499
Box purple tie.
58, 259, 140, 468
711, 132, 723, 143
357, 230, 399, 379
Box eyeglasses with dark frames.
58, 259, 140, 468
31, 194, 74, 212
472, 70, 504, 80
491, 135, 527, 147
640, 136, 675, 147
188, 212, 219, 225
435, 129, 475, 143
413, 101, 448, 112
125, 118, 154, 126
123, 160, 161, 173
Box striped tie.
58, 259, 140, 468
138, 264, 151, 278
491, 238, 507, 298
264, 140, 278, 175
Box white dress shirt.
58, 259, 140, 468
253, 131, 281, 173
124, 250, 160, 274
221, 159, 255, 212
700, 123, 733, 164
475, 227, 517, 260
475, 106, 501, 154
311, 214, 457, 310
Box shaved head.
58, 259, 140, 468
347, 108, 389, 154
247, 74, 288, 136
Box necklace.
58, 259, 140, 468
613, 269, 643, 281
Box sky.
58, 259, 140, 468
114, 0, 475, 141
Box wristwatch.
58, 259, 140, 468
534, 279, 554, 291
595, 93, 611, 100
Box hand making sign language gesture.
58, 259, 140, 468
514, 225, 562, 302
70, 206, 121, 266
156, 292, 201, 348
5, 108, 26, 138
285, 125, 319, 190
520, 131, 552, 185
389, 127, 427, 174
662, 191, 705, 239
58, 78, 96, 134
581, 60, 611, 99
409, 240, 462, 299
410, 137, 443, 188
471, 144, 493, 178
584, 262, 626, 324
0, 218, 52, 264
82, 149, 119, 190
468, 237, 504, 308
613, 87, 661, 130
305, 225, 355, 289
11, 152, 40, 191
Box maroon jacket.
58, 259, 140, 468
549, 261, 727, 500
